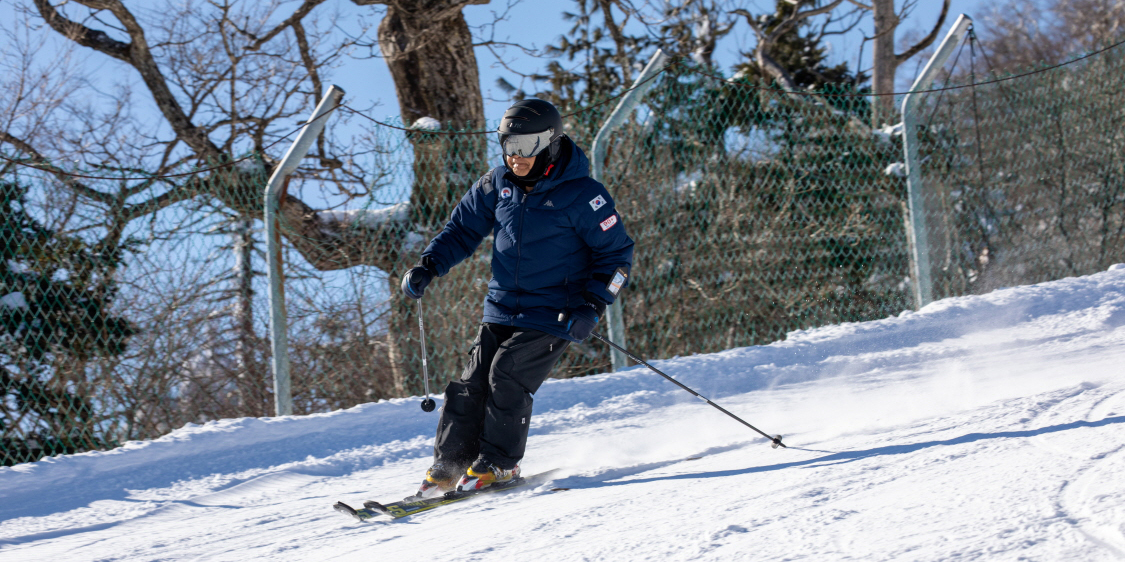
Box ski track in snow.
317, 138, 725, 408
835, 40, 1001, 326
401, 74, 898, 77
2, 267, 1125, 561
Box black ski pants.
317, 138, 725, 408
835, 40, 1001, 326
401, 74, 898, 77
434, 323, 569, 470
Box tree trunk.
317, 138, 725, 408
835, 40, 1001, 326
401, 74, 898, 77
870, 0, 949, 128
871, 0, 898, 128
373, 1, 491, 392
232, 217, 266, 416
378, 2, 489, 225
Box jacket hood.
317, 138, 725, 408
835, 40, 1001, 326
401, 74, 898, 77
545, 137, 591, 188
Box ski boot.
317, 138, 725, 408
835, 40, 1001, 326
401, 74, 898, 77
456, 458, 520, 492
416, 463, 459, 499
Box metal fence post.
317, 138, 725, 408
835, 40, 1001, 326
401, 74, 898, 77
265, 85, 345, 416
902, 15, 972, 309
590, 49, 670, 372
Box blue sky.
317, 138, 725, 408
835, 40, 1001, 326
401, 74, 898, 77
455, 0, 993, 123
0, 1, 994, 145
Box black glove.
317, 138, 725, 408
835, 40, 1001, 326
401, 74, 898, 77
566, 299, 606, 341
401, 261, 436, 300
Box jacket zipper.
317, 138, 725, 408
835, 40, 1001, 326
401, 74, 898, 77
514, 191, 527, 314
564, 274, 570, 313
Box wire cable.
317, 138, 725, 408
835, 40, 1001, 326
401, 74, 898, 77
3, 36, 1123, 178
0, 104, 343, 181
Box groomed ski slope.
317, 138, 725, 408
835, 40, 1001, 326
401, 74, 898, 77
3, 267, 1125, 561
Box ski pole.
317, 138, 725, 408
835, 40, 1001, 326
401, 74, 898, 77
417, 299, 436, 412
590, 331, 786, 449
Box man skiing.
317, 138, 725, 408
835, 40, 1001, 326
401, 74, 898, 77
400, 98, 634, 497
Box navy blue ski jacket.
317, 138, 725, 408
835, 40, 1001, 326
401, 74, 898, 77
421, 138, 634, 342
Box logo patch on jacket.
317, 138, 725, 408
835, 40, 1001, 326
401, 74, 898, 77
589, 195, 607, 211
600, 214, 618, 231
500, 187, 513, 199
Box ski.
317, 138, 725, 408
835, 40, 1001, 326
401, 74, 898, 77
334, 469, 558, 522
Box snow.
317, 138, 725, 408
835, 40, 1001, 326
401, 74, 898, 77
411, 116, 442, 131
873, 122, 903, 145
234, 157, 266, 175
315, 202, 410, 230
3, 267, 1125, 560
403, 230, 425, 251
0, 292, 28, 309
885, 162, 906, 177
880, 122, 903, 137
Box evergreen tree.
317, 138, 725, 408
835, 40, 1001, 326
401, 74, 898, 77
498, 0, 655, 141
733, 1, 864, 91
586, 3, 906, 359
730, 0, 869, 121
0, 182, 137, 465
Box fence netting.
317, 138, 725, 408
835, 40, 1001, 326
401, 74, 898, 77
4, 41, 1125, 466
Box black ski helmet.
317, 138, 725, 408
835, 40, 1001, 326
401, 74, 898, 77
498, 99, 564, 158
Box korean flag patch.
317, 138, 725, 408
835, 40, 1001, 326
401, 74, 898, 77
589, 194, 607, 211
500, 187, 513, 199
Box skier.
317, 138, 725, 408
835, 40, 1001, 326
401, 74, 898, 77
401, 98, 634, 497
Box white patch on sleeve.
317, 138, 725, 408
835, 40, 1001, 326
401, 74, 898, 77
599, 214, 618, 231
589, 195, 607, 211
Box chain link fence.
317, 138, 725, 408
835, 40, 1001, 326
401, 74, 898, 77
4, 41, 1125, 466
912, 46, 1125, 299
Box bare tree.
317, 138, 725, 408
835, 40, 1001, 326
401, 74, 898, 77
847, 0, 950, 127
4, 0, 409, 272
0, 0, 557, 424
976, 0, 1125, 72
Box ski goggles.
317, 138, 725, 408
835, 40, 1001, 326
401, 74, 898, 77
498, 129, 555, 158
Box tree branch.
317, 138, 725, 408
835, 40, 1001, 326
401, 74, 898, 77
240, 0, 329, 51
351, 0, 488, 5
32, 0, 131, 61
122, 180, 201, 222
767, 0, 846, 45
732, 7, 800, 91
291, 20, 330, 162
26, 0, 441, 274
35, 0, 223, 159
813, 5, 866, 41
0, 131, 117, 206
895, 0, 950, 65
732, 9, 764, 39
597, 0, 634, 84
472, 39, 541, 57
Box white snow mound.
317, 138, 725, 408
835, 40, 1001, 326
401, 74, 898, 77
2, 267, 1125, 561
